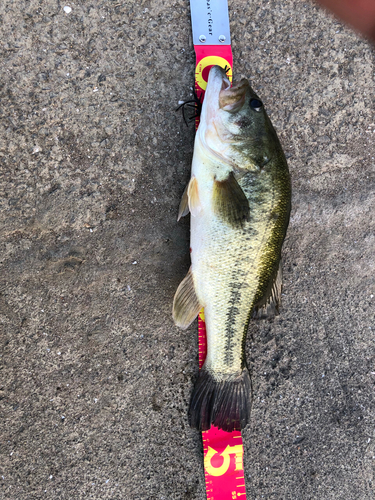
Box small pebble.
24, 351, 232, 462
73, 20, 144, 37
63, 6, 72, 14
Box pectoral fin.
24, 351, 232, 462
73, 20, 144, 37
173, 267, 202, 329
213, 172, 250, 227
252, 262, 283, 319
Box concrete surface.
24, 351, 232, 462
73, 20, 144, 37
0, 0, 374, 499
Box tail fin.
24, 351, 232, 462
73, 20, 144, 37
189, 367, 251, 432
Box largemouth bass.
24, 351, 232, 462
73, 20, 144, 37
173, 66, 291, 432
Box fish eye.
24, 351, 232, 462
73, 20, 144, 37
250, 98, 263, 112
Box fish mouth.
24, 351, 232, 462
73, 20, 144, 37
219, 78, 249, 112
197, 67, 239, 168
202, 66, 248, 123
221, 74, 231, 91
200, 66, 229, 124
204, 66, 230, 102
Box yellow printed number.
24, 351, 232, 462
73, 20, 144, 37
204, 445, 243, 477
195, 56, 232, 91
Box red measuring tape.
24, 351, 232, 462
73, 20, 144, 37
189, 1, 247, 497
198, 313, 246, 499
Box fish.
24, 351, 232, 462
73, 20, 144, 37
173, 66, 291, 432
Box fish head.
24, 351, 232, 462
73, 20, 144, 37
200, 66, 280, 171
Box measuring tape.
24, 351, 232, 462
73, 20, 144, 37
189, 1, 247, 498
198, 313, 247, 499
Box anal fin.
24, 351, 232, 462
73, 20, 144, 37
252, 261, 283, 319
173, 267, 202, 329
213, 172, 250, 227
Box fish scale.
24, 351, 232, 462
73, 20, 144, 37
192, 171, 288, 377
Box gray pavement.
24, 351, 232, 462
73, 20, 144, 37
0, 1, 374, 499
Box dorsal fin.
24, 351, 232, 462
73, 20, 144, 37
252, 261, 283, 319
177, 184, 190, 221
